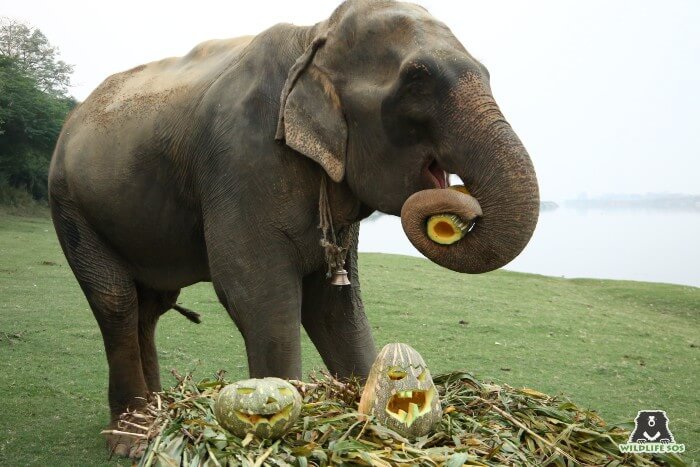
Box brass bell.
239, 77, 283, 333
330, 267, 351, 286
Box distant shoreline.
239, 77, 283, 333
530, 194, 700, 212
564, 195, 700, 211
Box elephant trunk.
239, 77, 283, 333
401, 74, 540, 273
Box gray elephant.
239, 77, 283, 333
48, 0, 538, 455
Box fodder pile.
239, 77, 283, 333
107, 370, 685, 466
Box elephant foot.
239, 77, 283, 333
105, 427, 148, 459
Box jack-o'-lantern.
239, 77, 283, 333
214, 377, 301, 439
359, 343, 441, 437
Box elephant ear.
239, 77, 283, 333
275, 35, 347, 183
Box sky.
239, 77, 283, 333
4, 0, 699, 201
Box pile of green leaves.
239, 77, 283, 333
109, 370, 686, 466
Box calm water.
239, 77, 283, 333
359, 208, 700, 288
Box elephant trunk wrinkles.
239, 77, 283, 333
402, 73, 539, 273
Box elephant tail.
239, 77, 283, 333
172, 304, 202, 324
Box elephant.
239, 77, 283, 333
48, 0, 539, 456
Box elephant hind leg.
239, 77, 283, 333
136, 285, 180, 393
51, 197, 147, 457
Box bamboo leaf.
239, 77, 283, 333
445, 452, 469, 467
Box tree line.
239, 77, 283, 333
0, 17, 76, 202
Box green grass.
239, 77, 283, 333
0, 211, 698, 466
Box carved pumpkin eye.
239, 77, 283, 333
387, 368, 407, 380
417, 368, 427, 382
237, 387, 255, 395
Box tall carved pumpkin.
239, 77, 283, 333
359, 343, 442, 438
214, 377, 301, 439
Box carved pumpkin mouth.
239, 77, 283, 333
385, 387, 436, 427
234, 403, 294, 427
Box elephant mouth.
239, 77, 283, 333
385, 387, 436, 427
234, 404, 294, 426
422, 158, 448, 189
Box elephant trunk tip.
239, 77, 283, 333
400, 184, 538, 274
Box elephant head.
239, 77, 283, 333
277, 0, 539, 273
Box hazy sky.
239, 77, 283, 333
5, 0, 699, 201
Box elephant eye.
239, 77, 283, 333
387, 368, 407, 380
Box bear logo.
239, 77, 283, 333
629, 411, 675, 444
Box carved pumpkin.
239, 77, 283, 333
214, 377, 301, 439
359, 343, 441, 438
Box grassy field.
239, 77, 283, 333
1, 211, 698, 465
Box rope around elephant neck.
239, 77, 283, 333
319, 174, 352, 279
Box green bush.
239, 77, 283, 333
0, 23, 76, 203
0, 180, 47, 215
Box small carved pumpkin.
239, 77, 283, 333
359, 343, 441, 438
214, 377, 301, 439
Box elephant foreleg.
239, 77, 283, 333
209, 240, 304, 379
301, 225, 376, 379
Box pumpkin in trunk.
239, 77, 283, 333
214, 377, 301, 439
426, 214, 471, 245
359, 343, 442, 438
425, 186, 476, 245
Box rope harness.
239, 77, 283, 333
318, 174, 352, 284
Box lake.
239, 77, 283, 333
359, 207, 700, 288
